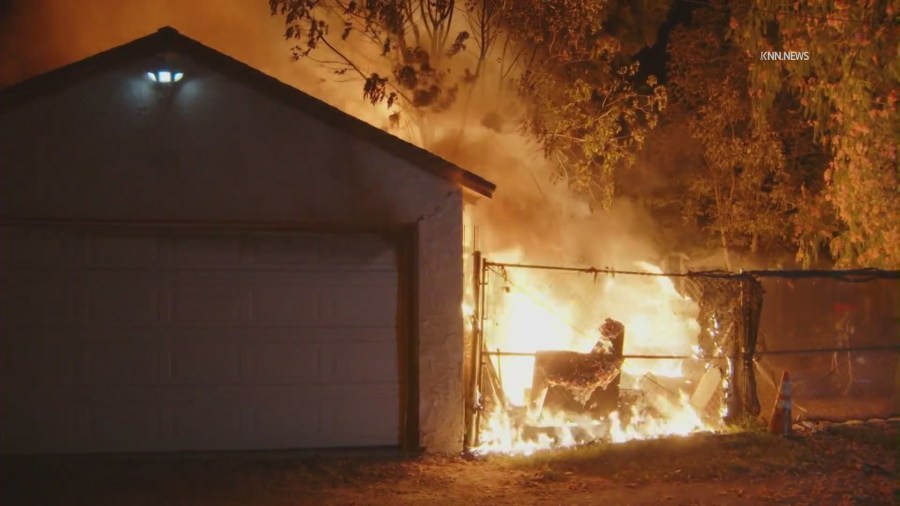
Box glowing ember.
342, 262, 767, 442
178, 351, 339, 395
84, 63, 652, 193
472, 252, 726, 455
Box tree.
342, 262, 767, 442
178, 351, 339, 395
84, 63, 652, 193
665, 7, 796, 269
493, 0, 668, 207
269, 0, 489, 120
269, 0, 668, 208
731, 0, 900, 267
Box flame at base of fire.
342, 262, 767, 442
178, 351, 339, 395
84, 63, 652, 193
470, 256, 729, 457
474, 389, 723, 456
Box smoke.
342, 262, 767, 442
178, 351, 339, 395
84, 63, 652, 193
431, 123, 663, 268
1, 0, 671, 270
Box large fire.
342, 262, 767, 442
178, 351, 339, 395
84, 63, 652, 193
468, 248, 727, 456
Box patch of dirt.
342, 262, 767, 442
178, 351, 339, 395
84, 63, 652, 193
2, 420, 897, 505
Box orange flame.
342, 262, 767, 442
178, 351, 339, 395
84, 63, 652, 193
472, 251, 725, 455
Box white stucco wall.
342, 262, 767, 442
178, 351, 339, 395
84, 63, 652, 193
0, 54, 466, 452
416, 194, 465, 452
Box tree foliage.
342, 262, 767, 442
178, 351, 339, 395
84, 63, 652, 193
269, 0, 668, 207
666, 8, 795, 268
270, 0, 899, 268
269, 0, 479, 114
732, 0, 900, 267
506, 0, 667, 207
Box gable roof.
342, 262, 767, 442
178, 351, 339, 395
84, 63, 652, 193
0, 26, 495, 198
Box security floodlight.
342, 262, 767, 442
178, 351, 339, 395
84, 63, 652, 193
146, 70, 184, 83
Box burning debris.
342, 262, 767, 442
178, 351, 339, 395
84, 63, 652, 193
471, 260, 734, 455
530, 319, 625, 414
532, 351, 621, 407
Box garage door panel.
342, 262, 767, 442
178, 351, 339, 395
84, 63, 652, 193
328, 285, 397, 327
320, 234, 395, 269
11, 327, 225, 344
0, 324, 400, 347
170, 344, 240, 383
248, 343, 321, 383
87, 288, 161, 326
88, 345, 161, 385
242, 326, 398, 344
171, 233, 241, 266
76, 385, 251, 404
0, 276, 76, 327
250, 287, 320, 325
0, 227, 78, 269
244, 232, 321, 266
162, 328, 246, 342
91, 403, 162, 450
170, 268, 392, 285
324, 270, 399, 285
330, 409, 397, 445
0, 328, 80, 346
86, 232, 162, 267
1, 346, 77, 387
326, 343, 399, 384
0, 226, 402, 454
170, 402, 241, 448
171, 286, 244, 325
0, 403, 89, 453
242, 270, 397, 287
322, 392, 399, 444
317, 326, 397, 344
314, 383, 399, 403
252, 400, 321, 444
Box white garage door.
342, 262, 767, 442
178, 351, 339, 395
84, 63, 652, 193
0, 224, 402, 454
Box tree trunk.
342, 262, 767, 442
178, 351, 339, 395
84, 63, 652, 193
712, 175, 732, 271
720, 228, 732, 272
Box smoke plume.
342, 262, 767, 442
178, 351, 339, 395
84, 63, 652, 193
1, 0, 671, 271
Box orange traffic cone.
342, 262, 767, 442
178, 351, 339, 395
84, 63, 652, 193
768, 370, 792, 435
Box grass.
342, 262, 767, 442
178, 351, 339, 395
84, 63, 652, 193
825, 422, 899, 450
491, 429, 821, 483
1, 421, 896, 506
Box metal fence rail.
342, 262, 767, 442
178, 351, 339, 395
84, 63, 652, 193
464, 254, 900, 448
755, 274, 899, 422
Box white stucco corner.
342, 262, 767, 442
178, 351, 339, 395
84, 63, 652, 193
416, 192, 466, 453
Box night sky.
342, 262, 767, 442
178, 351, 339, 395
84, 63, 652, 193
2, 0, 697, 89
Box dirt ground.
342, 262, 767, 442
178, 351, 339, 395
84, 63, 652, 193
2, 420, 897, 506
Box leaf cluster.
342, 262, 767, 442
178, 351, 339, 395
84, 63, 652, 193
503, 0, 669, 207
665, 7, 798, 262
731, 0, 900, 267
270, 0, 472, 113
270, 0, 670, 209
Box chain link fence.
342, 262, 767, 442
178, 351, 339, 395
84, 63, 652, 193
464, 257, 900, 447
754, 272, 900, 422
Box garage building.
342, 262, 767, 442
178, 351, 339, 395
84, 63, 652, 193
0, 27, 494, 455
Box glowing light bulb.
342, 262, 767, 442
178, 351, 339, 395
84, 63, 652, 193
146, 70, 184, 84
